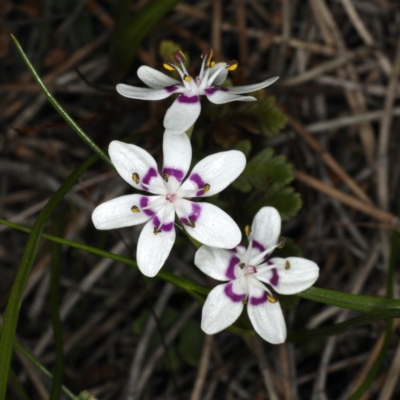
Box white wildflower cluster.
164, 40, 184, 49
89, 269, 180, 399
92, 49, 319, 343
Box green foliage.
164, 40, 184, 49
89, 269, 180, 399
233, 147, 302, 220
233, 148, 293, 192
178, 321, 203, 366
112, 0, 184, 80
250, 185, 302, 221
76, 391, 97, 400
239, 94, 288, 137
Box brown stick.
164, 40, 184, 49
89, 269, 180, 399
294, 170, 400, 229
289, 116, 373, 205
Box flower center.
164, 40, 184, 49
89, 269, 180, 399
245, 265, 257, 275
166, 193, 176, 203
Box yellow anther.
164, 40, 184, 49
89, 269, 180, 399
163, 62, 175, 71
277, 237, 285, 248
244, 225, 250, 237
209, 49, 213, 60
242, 298, 248, 305
153, 227, 161, 235
285, 260, 291, 270
163, 173, 170, 182
132, 173, 140, 184
184, 75, 192, 82
239, 262, 245, 269
226, 60, 239, 71
210, 61, 216, 67
131, 205, 140, 213
267, 294, 277, 303
203, 183, 211, 194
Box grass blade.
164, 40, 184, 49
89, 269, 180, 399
0, 154, 98, 400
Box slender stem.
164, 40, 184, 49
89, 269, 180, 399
10, 34, 111, 166
49, 212, 64, 400
13, 340, 76, 400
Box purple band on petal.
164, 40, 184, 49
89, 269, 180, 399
252, 240, 265, 252
269, 268, 279, 287
152, 216, 174, 232
189, 202, 201, 222
250, 291, 268, 306
205, 86, 229, 96
189, 173, 206, 197
224, 282, 245, 303
141, 167, 158, 190
139, 197, 155, 217
226, 256, 240, 280
162, 167, 185, 183
165, 85, 179, 93
178, 94, 199, 104
180, 202, 202, 226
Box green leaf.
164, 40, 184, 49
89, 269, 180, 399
112, 0, 184, 80
249, 185, 302, 221
233, 148, 294, 193
239, 95, 288, 137
298, 286, 400, 313
178, 321, 203, 367
289, 309, 400, 344
232, 139, 252, 157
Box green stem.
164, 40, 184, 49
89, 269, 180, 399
0, 154, 98, 400
10, 34, 111, 166
49, 212, 64, 400
14, 339, 76, 400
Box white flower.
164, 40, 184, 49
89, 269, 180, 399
195, 207, 319, 344
116, 49, 279, 134
92, 133, 246, 277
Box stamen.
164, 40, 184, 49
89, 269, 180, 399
163, 173, 169, 182
173, 50, 186, 63
203, 183, 210, 194
132, 173, 140, 184
186, 219, 196, 228
210, 61, 216, 67
153, 227, 161, 235
131, 205, 140, 213
285, 260, 291, 270
277, 237, 286, 248
242, 298, 248, 305
163, 60, 175, 71
226, 60, 238, 71
267, 294, 277, 303
244, 225, 250, 237
239, 262, 245, 269
201, 48, 212, 59
183, 74, 192, 82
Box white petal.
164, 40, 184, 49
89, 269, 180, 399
247, 286, 286, 344
258, 257, 319, 295
109, 141, 165, 193
137, 66, 181, 89
164, 94, 201, 133
175, 200, 242, 248
226, 76, 279, 94
179, 150, 246, 197
137, 210, 176, 277
201, 281, 245, 334
205, 88, 256, 104
92, 194, 152, 230
116, 83, 184, 100
162, 132, 192, 192
195, 246, 240, 281
250, 207, 281, 251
